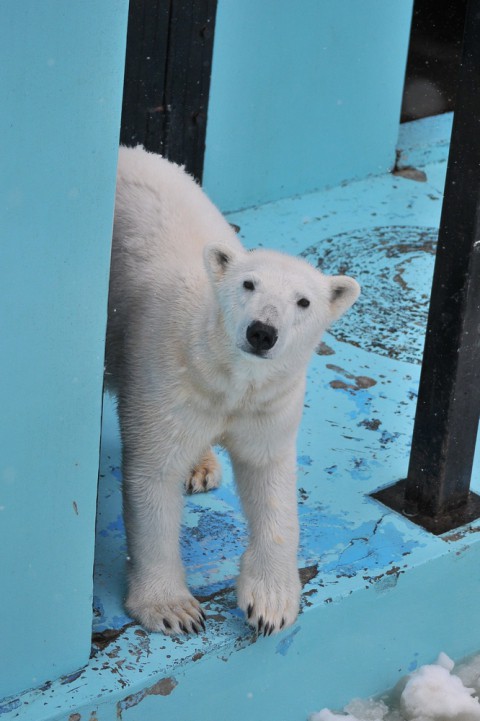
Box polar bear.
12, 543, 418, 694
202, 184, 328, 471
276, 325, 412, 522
106, 145, 360, 637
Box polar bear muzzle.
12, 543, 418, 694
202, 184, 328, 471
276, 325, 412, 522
246, 320, 278, 355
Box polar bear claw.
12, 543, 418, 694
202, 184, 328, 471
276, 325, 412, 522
237, 552, 302, 636
126, 589, 206, 636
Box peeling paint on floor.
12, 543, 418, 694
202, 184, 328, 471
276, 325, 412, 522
300, 225, 437, 364
117, 677, 178, 719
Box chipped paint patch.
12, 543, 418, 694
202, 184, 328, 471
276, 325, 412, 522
308, 515, 420, 581
300, 226, 437, 363
99, 513, 125, 540
299, 564, 319, 586
275, 626, 301, 656
360, 418, 382, 431
317, 341, 335, 356
149, 678, 178, 696
298, 455, 313, 467
0, 699, 21, 716
407, 652, 420, 673
61, 670, 84, 686
365, 567, 403, 593
117, 677, 178, 717
349, 457, 374, 482
91, 622, 135, 651
442, 525, 480, 543
392, 166, 427, 182
327, 364, 377, 392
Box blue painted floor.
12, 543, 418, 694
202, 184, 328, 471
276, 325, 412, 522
4, 114, 480, 721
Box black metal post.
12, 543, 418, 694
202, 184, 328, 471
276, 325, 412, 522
120, 0, 218, 182
163, 0, 218, 181
373, 0, 480, 534
120, 0, 170, 157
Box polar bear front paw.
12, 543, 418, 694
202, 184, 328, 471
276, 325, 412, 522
185, 449, 222, 494
126, 589, 206, 636
237, 561, 301, 636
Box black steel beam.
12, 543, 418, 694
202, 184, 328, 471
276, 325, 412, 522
163, 0, 218, 181
120, 0, 218, 182
120, 0, 170, 156
373, 0, 480, 533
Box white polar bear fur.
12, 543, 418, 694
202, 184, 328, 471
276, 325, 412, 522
106, 145, 360, 636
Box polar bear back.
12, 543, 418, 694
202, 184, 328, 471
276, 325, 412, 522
113, 145, 242, 277
106, 146, 243, 392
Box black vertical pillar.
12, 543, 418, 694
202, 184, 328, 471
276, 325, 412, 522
373, 0, 480, 534
163, 0, 218, 182
120, 0, 218, 182
120, 0, 170, 157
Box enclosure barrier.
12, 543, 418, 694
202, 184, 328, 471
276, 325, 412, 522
373, 0, 480, 534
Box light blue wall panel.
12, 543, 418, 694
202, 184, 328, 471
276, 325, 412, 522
203, 0, 413, 212
0, 0, 128, 699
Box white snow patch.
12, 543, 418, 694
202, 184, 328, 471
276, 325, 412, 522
400, 660, 480, 721
309, 654, 480, 721
345, 698, 389, 721
309, 710, 360, 721
437, 653, 456, 673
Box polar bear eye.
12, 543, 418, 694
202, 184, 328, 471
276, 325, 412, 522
243, 280, 255, 291
297, 297, 310, 308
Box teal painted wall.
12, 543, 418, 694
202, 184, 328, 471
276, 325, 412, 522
203, 0, 413, 212
0, 0, 128, 699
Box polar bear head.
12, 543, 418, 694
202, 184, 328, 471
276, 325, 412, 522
204, 243, 360, 365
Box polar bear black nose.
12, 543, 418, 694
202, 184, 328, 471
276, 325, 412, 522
246, 321, 278, 352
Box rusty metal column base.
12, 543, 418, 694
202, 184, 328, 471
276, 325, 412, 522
372, 481, 480, 536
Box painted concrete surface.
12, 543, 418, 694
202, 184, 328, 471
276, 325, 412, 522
3, 115, 480, 720
203, 0, 413, 212
0, 0, 128, 701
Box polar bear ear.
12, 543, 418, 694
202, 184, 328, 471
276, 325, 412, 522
328, 275, 361, 322
204, 243, 238, 282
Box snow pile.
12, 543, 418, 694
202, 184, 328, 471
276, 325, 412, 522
310, 711, 362, 721
310, 699, 389, 721
309, 653, 480, 721
456, 657, 480, 699
400, 653, 480, 721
